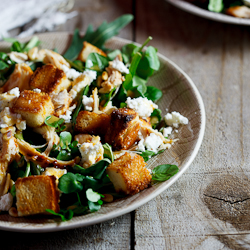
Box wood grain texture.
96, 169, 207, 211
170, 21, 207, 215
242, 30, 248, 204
134, 0, 250, 249
2, 0, 250, 249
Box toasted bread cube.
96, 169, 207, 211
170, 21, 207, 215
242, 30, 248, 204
77, 41, 106, 62
75, 111, 110, 136
30, 64, 71, 95
104, 108, 140, 151
12, 90, 54, 127
15, 175, 60, 217
106, 152, 151, 195
2, 63, 33, 93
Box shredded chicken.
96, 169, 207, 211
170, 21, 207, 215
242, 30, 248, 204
1, 63, 33, 93
33, 125, 60, 156
17, 139, 79, 168
99, 59, 125, 94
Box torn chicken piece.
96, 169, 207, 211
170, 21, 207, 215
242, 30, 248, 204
69, 74, 92, 100
1, 63, 33, 93
77, 41, 107, 62
105, 108, 140, 151
50, 89, 72, 117
15, 175, 60, 217
12, 90, 54, 128
8, 52, 28, 64
75, 110, 110, 136
135, 119, 173, 152
226, 6, 250, 18
106, 152, 151, 195
41, 49, 70, 70
16, 139, 79, 168
0, 130, 19, 196
99, 65, 125, 94
74, 134, 94, 144
33, 125, 60, 156
30, 64, 71, 95
78, 135, 104, 168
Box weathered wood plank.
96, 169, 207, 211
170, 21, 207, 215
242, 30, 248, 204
134, 0, 250, 249
2, 1, 134, 250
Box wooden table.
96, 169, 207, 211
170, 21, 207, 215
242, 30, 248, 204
3, 0, 250, 249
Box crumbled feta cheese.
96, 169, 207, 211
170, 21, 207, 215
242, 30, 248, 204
82, 96, 94, 111
8, 87, 20, 97
126, 97, 158, 119
83, 69, 97, 82
144, 133, 164, 153
43, 167, 67, 179
164, 111, 188, 128
112, 57, 129, 74
79, 139, 104, 168
16, 120, 26, 131
62, 65, 81, 80
0, 193, 13, 211
33, 88, 41, 93
163, 127, 173, 137
59, 110, 72, 123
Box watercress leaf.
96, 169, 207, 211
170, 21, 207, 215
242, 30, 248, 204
0, 61, 8, 70
107, 49, 121, 61
10, 184, 16, 198
144, 46, 160, 71
87, 14, 134, 49
139, 150, 156, 162
208, 0, 224, 12
86, 52, 109, 71
151, 164, 179, 182
103, 143, 114, 162
129, 52, 142, 77
45, 115, 64, 128
132, 75, 147, 96
59, 131, 72, 149
150, 108, 162, 128
58, 172, 83, 194
0, 52, 8, 60
57, 150, 72, 161
46, 209, 74, 222
86, 188, 101, 202
64, 15, 133, 60
88, 200, 101, 212
121, 43, 138, 63
73, 158, 111, 180
11, 41, 23, 52
144, 86, 162, 102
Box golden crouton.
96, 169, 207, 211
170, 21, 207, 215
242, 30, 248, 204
104, 108, 140, 151
2, 63, 33, 93
75, 111, 110, 136
12, 90, 54, 127
15, 175, 60, 217
30, 64, 71, 95
77, 41, 107, 62
106, 152, 151, 195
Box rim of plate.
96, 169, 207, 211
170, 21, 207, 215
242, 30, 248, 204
166, 0, 250, 25
0, 34, 206, 233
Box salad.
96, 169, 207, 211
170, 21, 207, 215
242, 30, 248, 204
185, 0, 250, 18
0, 15, 188, 221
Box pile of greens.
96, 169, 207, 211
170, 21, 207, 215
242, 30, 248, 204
3, 14, 180, 221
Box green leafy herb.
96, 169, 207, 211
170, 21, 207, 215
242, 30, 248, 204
208, 0, 224, 12
64, 14, 134, 60
46, 209, 74, 222
150, 108, 162, 129
151, 164, 179, 182
86, 188, 103, 202
103, 143, 114, 162
85, 53, 109, 71
145, 86, 162, 102
58, 173, 84, 194
45, 115, 65, 132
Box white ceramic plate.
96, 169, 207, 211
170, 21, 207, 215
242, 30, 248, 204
166, 0, 250, 25
0, 32, 205, 232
